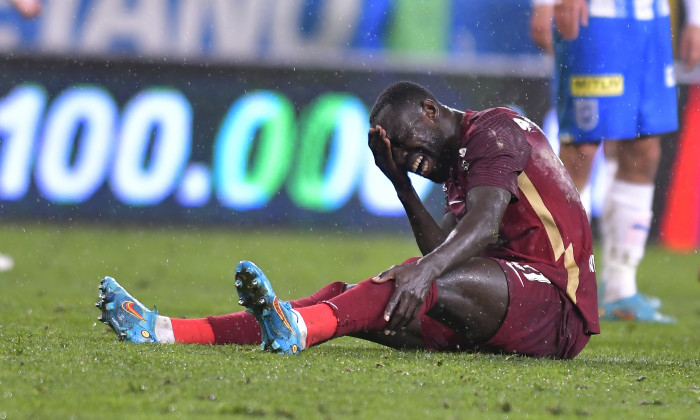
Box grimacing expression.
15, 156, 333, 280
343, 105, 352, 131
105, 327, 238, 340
385, 110, 453, 184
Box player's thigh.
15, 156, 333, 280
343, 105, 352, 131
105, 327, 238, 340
428, 257, 509, 345
483, 259, 588, 358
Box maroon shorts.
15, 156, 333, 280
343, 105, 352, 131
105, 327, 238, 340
420, 258, 590, 359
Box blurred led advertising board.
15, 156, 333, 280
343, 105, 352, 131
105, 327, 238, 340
0, 57, 550, 229
0, 0, 542, 74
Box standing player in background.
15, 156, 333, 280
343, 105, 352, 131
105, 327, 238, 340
530, 0, 700, 322
95, 82, 599, 359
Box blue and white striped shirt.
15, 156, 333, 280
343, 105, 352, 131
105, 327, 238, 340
531, 0, 700, 25
589, 0, 669, 19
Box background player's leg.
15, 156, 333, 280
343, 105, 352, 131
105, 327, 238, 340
615, 136, 660, 184
599, 136, 672, 321
603, 140, 619, 182
559, 143, 599, 190
559, 142, 599, 216
600, 137, 657, 303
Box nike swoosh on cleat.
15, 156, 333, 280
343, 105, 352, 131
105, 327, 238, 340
273, 298, 296, 337
122, 301, 145, 321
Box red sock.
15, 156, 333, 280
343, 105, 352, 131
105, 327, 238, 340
170, 318, 215, 344
207, 312, 261, 345
326, 258, 428, 337
327, 279, 394, 337
296, 303, 337, 347
289, 281, 345, 308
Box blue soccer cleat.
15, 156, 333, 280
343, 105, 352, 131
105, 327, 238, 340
638, 293, 662, 310
95, 276, 159, 343
599, 293, 675, 323
234, 261, 306, 355
598, 283, 662, 310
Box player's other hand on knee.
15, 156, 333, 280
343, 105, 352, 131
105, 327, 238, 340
372, 261, 433, 334
554, 0, 588, 40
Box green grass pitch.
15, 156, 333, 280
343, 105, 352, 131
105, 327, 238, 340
1, 223, 699, 419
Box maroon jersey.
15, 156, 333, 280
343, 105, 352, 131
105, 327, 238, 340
444, 107, 600, 335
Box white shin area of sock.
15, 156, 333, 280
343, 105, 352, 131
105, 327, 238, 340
600, 180, 654, 303
605, 158, 618, 187
154, 316, 175, 344
292, 309, 308, 350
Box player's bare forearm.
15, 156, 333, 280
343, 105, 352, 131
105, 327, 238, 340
369, 124, 449, 253
418, 186, 509, 279
395, 185, 447, 255
373, 185, 510, 332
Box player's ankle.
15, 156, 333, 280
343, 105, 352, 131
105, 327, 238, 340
601, 262, 637, 303
291, 308, 308, 351
154, 316, 175, 343
297, 303, 337, 348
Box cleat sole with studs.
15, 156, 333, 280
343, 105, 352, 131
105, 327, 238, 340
234, 261, 302, 355
94, 276, 158, 343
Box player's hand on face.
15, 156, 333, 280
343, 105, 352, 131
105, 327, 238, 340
372, 259, 434, 334
368, 125, 411, 188
680, 25, 700, 71
554, 0, 588, 40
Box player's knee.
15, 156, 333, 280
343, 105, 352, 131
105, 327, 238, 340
434, 259, 509, 310
616, 145, 660, 181
559, 143, 597, 183
619, 137, 661, 163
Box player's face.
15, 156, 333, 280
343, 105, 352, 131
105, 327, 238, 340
388, 112, 453, 183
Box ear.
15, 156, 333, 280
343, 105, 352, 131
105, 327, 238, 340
422, 99, 439, 121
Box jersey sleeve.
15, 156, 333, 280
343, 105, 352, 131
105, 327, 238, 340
462, 110, 532, 199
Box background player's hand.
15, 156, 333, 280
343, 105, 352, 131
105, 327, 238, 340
554, 0, 588, 40
372, 259, 434, 334
530, 4, 554, 53
368, 125, 411, 189
680, 25, 700, 71
12, 0, 41, 18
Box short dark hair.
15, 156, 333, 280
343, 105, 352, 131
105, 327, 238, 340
369, 81, 435, 125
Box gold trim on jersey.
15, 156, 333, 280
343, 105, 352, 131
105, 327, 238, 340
517, 172, 580, 304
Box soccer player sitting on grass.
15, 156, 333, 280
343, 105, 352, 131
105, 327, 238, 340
96, 81, 599, 359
